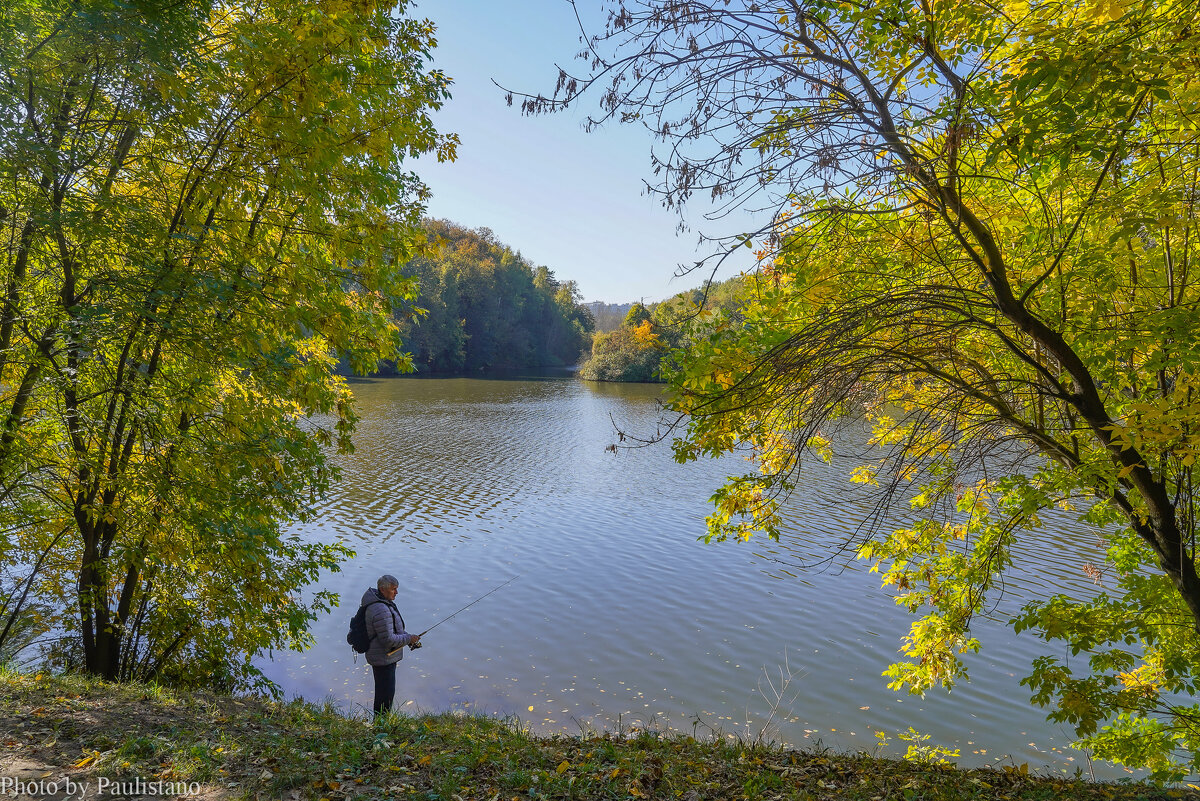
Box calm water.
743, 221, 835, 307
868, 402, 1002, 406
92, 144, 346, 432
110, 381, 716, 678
260, 374, 1127, 778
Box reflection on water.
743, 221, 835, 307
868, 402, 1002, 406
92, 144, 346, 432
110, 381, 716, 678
260, 374, 1128, 778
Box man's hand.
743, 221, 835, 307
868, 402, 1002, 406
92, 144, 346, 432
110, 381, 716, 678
409, 635, 422, 649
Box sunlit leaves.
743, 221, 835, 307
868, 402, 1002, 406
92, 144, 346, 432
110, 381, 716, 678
0, 0, 453, 687
393, 221, 593, 373
575, 0, 1200, 779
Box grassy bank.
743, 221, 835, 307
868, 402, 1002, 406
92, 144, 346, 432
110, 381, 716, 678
0, 670, 1190, 800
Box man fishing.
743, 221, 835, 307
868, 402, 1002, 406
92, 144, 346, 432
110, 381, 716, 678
358, 574, 520, 717
360, 574, 420, 716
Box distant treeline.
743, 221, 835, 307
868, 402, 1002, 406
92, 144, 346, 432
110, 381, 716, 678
386, 220, 595, 373
579, 277, 743, 382
363, 219, 741, 382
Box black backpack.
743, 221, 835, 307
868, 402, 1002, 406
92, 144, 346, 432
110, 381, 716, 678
347, 600, 383, 653
347, 598, 405, 653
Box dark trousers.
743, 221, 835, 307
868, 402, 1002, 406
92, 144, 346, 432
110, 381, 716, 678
372, 662, 397, 715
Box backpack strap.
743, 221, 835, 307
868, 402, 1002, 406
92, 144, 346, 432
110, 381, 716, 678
382, 599, 404, 633
361, 599, 385, 642
363, 598, 406, 640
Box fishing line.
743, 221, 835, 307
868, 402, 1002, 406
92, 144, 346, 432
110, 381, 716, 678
390, 574, 521, 654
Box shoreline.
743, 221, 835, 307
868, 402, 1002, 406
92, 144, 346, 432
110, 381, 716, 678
1, 670, 1185, 800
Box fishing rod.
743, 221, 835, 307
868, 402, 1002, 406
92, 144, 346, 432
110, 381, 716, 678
390, 575, 520, 654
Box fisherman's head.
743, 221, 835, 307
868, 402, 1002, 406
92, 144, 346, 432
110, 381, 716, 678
377, 574, 399, 601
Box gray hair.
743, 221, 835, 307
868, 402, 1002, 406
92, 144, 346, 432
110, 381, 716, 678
377, 574, 399, 591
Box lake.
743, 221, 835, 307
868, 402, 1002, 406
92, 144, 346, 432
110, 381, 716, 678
259, 373, 1128, 778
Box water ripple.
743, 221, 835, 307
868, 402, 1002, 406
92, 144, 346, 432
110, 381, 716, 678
261, 376, 1134, 780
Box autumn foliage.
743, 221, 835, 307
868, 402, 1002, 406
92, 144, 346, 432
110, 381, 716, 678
540, 0, 1200, 779
0, 0, 454, 688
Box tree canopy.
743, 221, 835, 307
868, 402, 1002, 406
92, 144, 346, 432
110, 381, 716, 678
579, 279, 742, 382
391, 220, 594, 373
0, 0, 454, 689
530, 0, 1200, 779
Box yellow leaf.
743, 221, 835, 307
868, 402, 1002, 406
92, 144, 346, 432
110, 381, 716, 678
556, 760, 570, 774
632, 319, 661, 349
417, 755, 432, 766
1084, 0, 1129, 23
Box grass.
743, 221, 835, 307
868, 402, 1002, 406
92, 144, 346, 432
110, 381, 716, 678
0, 668, 1193, 800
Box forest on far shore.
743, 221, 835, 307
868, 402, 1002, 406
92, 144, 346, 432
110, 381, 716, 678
379, 220, 596, 374
577, 278, 742, 382
374, 220, 737, 381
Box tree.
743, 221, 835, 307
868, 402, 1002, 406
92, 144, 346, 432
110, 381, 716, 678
623, 302, 652, 328
525, 0, 1200, 778
0, 0, 455, 688
579, 320, 666, 382
578, 278, 742, 382
394, 220, 594, 372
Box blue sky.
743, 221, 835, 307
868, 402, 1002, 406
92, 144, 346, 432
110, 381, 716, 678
413, 1, 751, 304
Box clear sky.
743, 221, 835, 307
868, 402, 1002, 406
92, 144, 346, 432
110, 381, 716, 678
413, 1, 752, 305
